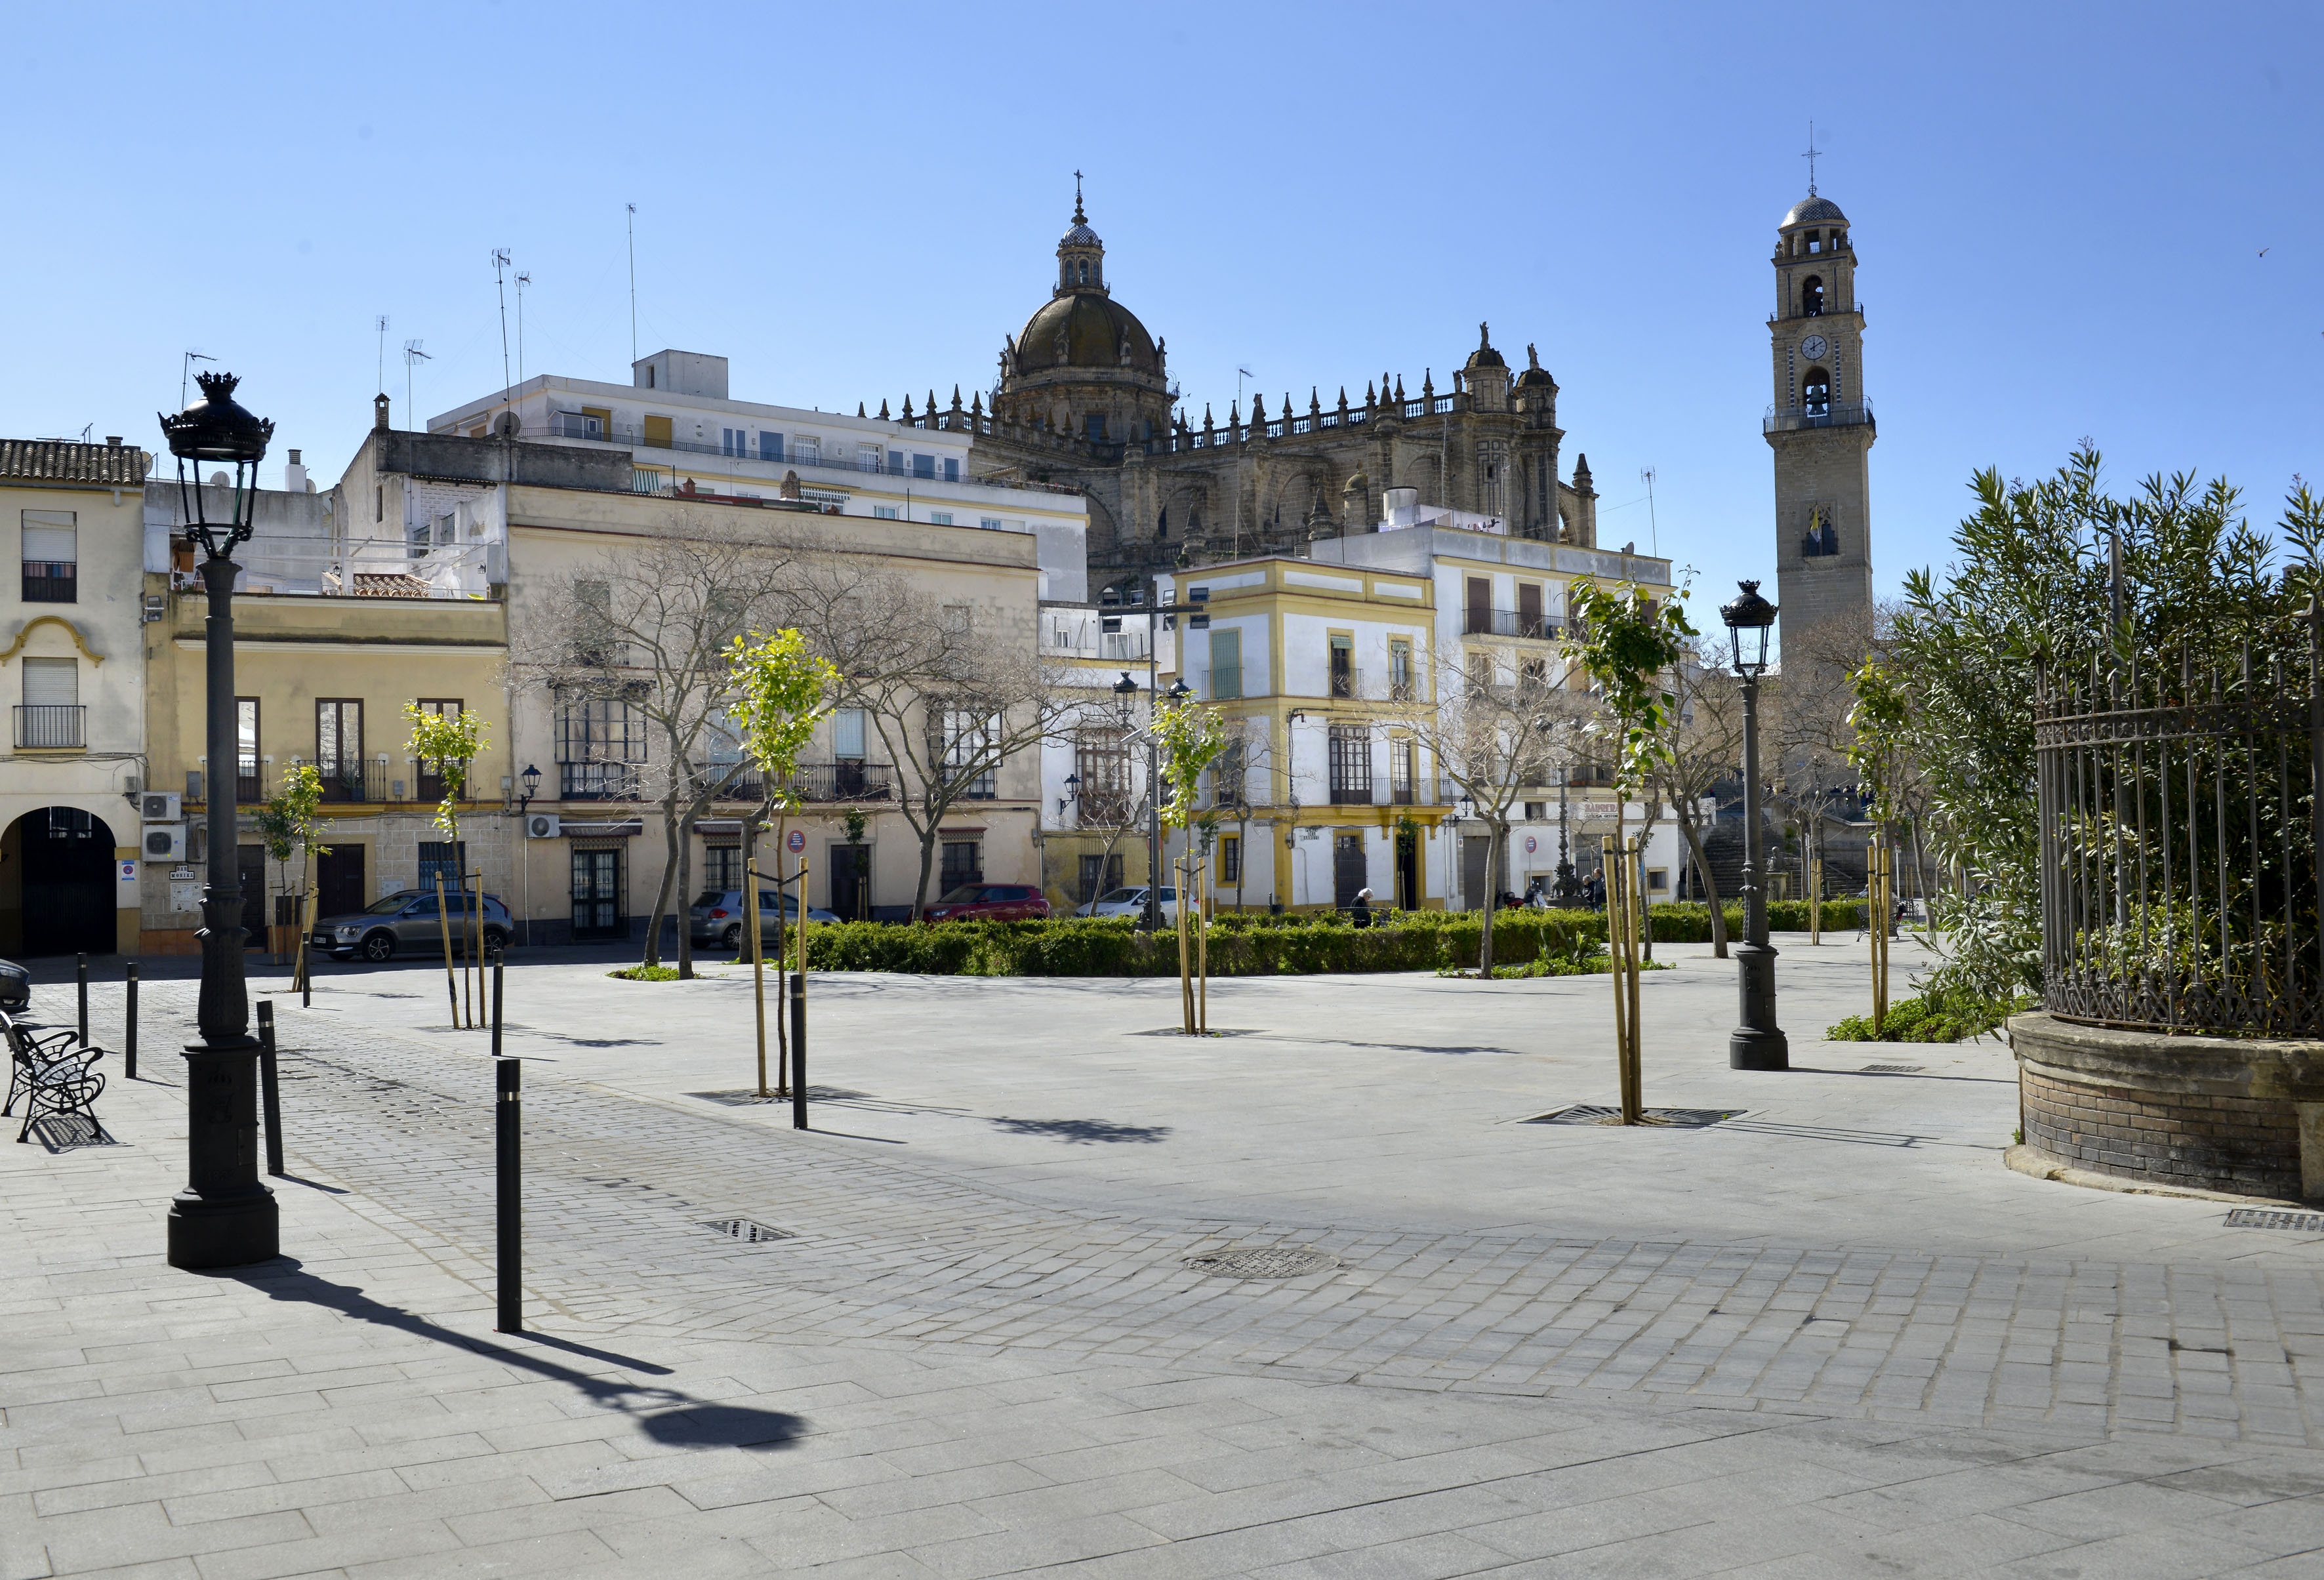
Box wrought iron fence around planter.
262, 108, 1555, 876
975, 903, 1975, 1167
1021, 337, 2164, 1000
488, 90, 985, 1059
2035, 616, 2323, 1036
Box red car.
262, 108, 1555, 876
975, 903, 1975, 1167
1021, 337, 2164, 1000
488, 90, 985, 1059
923, 883, 1051, 923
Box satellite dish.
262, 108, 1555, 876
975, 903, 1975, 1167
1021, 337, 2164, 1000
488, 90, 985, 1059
493, 411, 522, 439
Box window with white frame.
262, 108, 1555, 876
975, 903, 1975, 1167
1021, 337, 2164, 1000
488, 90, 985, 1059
792, 435, 820, 466
933, 706, 998, 798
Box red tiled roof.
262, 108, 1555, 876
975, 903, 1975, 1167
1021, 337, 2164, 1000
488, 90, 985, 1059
0, 439, 152, 485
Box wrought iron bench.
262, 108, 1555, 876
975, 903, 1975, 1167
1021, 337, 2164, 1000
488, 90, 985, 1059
3, 1013, 106, 1143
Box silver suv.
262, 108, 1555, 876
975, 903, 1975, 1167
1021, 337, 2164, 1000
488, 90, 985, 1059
689, 889, 839, 951
315, 890, 514, 963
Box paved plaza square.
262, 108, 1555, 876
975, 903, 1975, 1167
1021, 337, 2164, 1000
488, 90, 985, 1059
6, 940, 2323, 1577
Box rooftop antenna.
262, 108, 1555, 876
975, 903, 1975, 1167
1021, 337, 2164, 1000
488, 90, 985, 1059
1640, 466, 1658, 556
491, 247, 514, 417
402, 339, 431, 432
373, 316, 388, 393
625, 203, 638, 368
1802, 120, 1822, 195
180, 350, 214, 408
515, 271, 531, 386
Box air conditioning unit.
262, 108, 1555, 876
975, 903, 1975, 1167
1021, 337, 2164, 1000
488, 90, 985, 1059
140, 791, 182, 822
142, 593, 166, 623
524, 812, 561, 840
144, 824, 186, 860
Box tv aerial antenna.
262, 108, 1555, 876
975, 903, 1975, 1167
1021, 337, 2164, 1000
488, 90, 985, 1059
402, 339, 431, 432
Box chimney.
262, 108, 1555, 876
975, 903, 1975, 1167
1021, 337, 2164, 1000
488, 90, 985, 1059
104, 436, 121, 446
284, 449, 308, 493
375, 393, 392, 431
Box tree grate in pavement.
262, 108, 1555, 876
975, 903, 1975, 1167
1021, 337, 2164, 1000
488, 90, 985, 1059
1862, 1063, 1925, 1074
703, 1217, 796, 1244
1183, 1246, 1339, 1280
1523, 1105, 1743, 1129
2224, 1209, 2324, 1232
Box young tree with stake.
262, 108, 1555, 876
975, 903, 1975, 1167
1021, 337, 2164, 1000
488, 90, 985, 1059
404, 703, 490, 1026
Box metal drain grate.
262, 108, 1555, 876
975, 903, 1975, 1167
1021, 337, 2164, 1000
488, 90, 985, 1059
2225, 1209, 2324, 1232
1862, 1063, 1925, 1074
1183, 1247, 1339, 1280
1523, 1105, 1741, 1129
702, 1218, 795, 1244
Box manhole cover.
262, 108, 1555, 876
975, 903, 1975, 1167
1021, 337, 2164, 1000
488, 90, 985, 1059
1183, 1247, 1338, 1280
1862, 1063, 1925, 1074
1522, 1105, 1740, 1129
2225, 1209, 2324, 1232
702, 1218, 794, 1244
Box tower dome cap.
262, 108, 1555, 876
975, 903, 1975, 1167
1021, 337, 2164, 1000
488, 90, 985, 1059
1781, 194, 1848, 228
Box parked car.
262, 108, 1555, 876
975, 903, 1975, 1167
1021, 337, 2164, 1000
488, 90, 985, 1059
0, 958, 27, 1013
1072, 885, 1178, 923
922, 883, 1051, 923
315, 891, 514, 963
689, 889, 840, 952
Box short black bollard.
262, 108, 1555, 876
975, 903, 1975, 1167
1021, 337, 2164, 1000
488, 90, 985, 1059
77, 952, 88, 1047
490, 954, 503, 1059
788, 972, 807, 1130
496, 1058, 521, 1333
123, 962, 138, 1081
256, 1001, 285, 1177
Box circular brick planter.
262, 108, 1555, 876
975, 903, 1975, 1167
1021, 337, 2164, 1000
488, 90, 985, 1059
2010, 1012, 2324, 1202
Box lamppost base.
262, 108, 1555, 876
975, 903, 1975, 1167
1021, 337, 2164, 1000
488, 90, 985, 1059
1728, 1027, 1791, 1070
169, 1035, 279, 1270
166, 1187, 280, 1270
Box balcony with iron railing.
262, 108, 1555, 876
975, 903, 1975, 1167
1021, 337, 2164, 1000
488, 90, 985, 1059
1764, 399, 1874, 435
785, 762, 897, 803
13, 704, 84, 749
1464, 609, 1562, 639
541, 415, 1076, 498
1208, 666, 1242, 702
20, 563, 75, 603
316, 768, 368, 804
1328, 665, 1364, 700
561, 761, 642, 801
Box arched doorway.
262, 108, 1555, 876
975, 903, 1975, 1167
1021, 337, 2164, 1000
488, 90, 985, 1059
2, 807, 119, 957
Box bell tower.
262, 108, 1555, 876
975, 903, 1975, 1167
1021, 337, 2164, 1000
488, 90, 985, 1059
1766, 171, 1874, 653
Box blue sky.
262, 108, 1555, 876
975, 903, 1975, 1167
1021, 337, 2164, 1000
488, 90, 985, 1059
6, 2, 2319, 614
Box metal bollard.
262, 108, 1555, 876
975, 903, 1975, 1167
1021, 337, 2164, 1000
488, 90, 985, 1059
788, 972, 807, 1130
256, 1001, 285, 1177
124, 962, 138, 1082
496, 1059, 521, 1333
491, 954, 503, 1059
77, 952, 88, 1047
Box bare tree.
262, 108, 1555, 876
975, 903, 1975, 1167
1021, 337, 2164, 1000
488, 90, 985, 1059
1651, 638, 1747, 958
1383, 645, 1584, 976
510, 523, 815, 973
1061, 715, 1148, 909
784, 563, 1086, 918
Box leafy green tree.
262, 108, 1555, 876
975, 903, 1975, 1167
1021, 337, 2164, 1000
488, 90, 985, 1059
1881, 445, 2323, 1017
405, 704, 490, 1005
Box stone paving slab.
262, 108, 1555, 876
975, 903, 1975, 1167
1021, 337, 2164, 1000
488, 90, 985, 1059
5, 975, 2324, 1576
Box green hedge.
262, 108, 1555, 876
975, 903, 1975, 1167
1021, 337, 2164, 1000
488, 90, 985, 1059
794, 908, 1610, 978
775, 901, 1864, 978
1646, 901, 1865, 941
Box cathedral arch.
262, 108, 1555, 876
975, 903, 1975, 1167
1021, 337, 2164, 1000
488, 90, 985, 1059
1801, 275, 1824, 316
1801, 367, 1831, 415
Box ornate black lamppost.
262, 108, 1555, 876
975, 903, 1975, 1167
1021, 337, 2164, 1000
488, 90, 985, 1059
1721, 580, 1787, 1070
1553, 766, 1578, 904
159, 373, 279, 1268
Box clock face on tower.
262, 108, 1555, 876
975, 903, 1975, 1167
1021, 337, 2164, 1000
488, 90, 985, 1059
1801, 333, 1829, 361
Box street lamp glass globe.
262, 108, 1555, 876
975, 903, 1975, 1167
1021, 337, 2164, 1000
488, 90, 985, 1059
1719, 579, 1779, 675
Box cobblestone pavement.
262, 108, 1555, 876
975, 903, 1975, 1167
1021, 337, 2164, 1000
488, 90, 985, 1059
5, 975, 2324, 1577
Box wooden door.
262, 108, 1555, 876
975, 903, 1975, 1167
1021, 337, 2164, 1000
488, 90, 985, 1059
317, 844, 365, 920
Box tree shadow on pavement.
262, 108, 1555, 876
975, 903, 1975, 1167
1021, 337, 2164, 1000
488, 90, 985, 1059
988, 1117, 1172, 1144
220, 1259, 805, 1451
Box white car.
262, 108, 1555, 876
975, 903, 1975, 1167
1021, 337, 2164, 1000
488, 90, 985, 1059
1073, 885, 1178, 923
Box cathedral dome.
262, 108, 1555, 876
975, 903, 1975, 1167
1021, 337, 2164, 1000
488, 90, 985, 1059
1011, 291, 1161, 378
1782, 193, 1847, 228
1063, 218, 1100, 246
